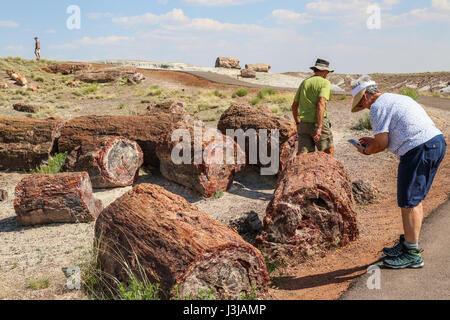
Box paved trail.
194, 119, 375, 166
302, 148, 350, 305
341, 200, 450, 300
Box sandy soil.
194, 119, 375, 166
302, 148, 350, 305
0, 61, 449, 300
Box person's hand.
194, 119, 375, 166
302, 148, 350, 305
295, 117, 301, 125
359, 137, 374, 147
313, 127, 322, 143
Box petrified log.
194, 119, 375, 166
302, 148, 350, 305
352, 180, 378, 205
74, 67, 139, 83
63, 136, 144, 189
215, 57, 241, 69
0, 117, 65, 171
39, 63, 92, 75
14, 172, 103, 226
245, 64, 271, 73
240, 69, 256, 79
218, 104, 297, 171
13, 102, 40, 113
6, 70, 27, 86
95, 184, 269, 299
147, 101, 186, 115
156, 121, 245, 196
58, 114, 186, 167
257, 152, 358, 258
279, 133, 298, 173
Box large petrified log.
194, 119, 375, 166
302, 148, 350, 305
0, 117, 65, 171
245, 64, 271, 73
39, 63, 92, 75
95, 184, 269, 299
156, 121, 245, 196
279, 133, 298, 173
63, 136, 144, 189
14, 172, 103, 226
218, 104, 297, 171
6, 70, 27, 86
58, 114, 186, 167
215, 57, 241, 69
257, 152, 359, 258
74, 67, 144, 83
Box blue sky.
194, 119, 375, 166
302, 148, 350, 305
1, 0, 449, 73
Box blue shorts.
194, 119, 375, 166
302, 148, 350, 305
398, 134, 447, 208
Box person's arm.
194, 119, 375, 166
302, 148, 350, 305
356, 133, 389, 155
313, 97, 326, 143
292, 101, 300, 124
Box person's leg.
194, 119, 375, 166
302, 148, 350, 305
401, 202, 424, 244
297, 122, 316, 155
316, 119, 334, 156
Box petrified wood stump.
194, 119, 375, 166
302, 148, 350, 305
14, 172, 103, 226
245, 64, 271, 73
257, 152, 359, 257
63, 136, 144, 189
0, 117, 65, 171
39, 63, 92, 75
95, 184, 269, 299
218, 104, 297, 170
156, 122, 245, 197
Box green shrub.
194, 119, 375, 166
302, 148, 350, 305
338, 95, 347, 100
233, 88, 249, 97
118, 278, 161, 301
83, 85, 99, 95
27, 278, 51, 290
264, 256, 282, 275
31, 152, 68, 174
213, 90, 226, 98
257, 88, 276, 99
35, 77, 45, 83
352, 112, 372, 131
249, 97, 261, 105
147, 89, 163, 97
399, 88, 419, 100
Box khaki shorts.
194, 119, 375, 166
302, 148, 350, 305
297, 118, 334, 153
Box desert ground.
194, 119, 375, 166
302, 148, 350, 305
0, 57, 449, 300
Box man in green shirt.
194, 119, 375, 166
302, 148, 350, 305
291, 58, 335, 156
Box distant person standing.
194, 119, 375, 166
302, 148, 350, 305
291, 58, 335, 156
34, 37, 41, 61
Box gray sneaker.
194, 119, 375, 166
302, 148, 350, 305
383, 248, 424, 269
382, 235, 405, 257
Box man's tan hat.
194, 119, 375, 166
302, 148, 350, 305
310, 58, 334, 73
351, 80, 377, 113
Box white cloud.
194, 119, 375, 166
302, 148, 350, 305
432, 0, 450, 10
271, 9, 312, 25
79, 36, 133, 46
5, 45, 24, 51
113, 8, 189, 26
88, 12, 114, 19
182, 0, 262, 6
0, 20, 19, 28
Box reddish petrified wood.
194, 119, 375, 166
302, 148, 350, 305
13, 102, 40, 113
38, 63, 92, 75
218, 104, 297, 168
14, 172, 103, 226
147, 101, 186, 115
95, 184, 269, 299
63, 136, 144, 189
0, 117, 65, 171
58, 114, 186, 167
279, 133, 298, 173
257, 152, 359, 257
156, 121, 245, 196
74, 67, 141, 83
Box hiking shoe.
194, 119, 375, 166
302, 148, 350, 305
383, 248, 424, 269
382, 235, 405, 257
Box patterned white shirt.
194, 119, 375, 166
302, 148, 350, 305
370, 93, 442, 157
